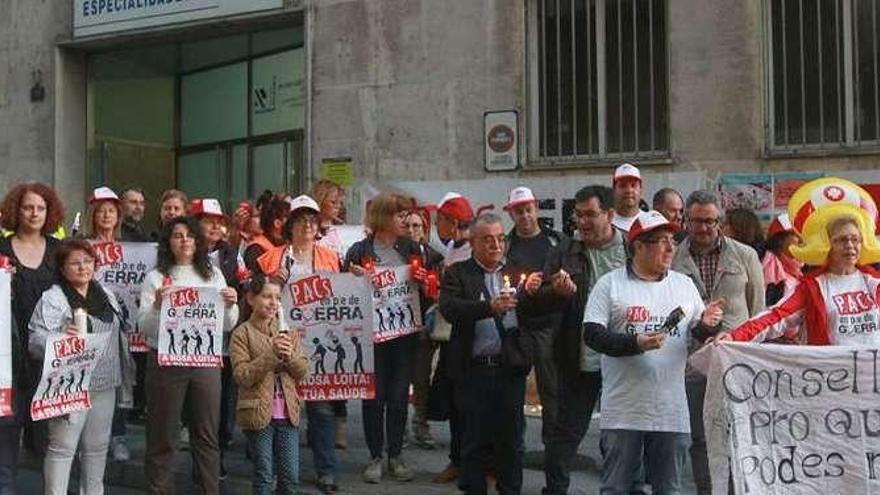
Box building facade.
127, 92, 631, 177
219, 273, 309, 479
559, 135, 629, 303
1, 0, 878, 227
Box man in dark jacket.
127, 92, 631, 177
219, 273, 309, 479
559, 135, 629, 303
119, 187, 153, 242
440, 212, 540, 495
526, 185, 626, 494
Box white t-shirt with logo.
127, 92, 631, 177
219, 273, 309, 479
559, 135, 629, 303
583, 267, 705, 433
822, 272, 880, 345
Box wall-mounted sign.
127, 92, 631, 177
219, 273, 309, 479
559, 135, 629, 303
74, 0, 283, 38
484, 110, 519, 172
321, 158, 354, 187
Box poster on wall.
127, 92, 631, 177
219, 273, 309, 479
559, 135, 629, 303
0, 272, 12, 417
30, 332, 111, 421
157, 287, 224, 368
773, 172, 825, 213
719, 174, 774, 220
321, 158, 354, 187
371, 266, 422, 343
92, 242, 157, 352
484, 110, 519, 171
282, 272, 375, 401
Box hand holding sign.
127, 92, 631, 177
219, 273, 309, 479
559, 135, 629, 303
701, 298, 726, 327
220, 288, 238, 307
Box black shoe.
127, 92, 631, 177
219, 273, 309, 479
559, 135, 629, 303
219, 463, 228, 481
316, 476, 338, 493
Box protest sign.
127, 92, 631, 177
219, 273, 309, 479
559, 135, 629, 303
0, 272, 11, 417
692, 342, 880, 494
282, 272, 375, 401
158, 287, 224, 367
720, 174, 774, 220
30, 332, 111, 421
92, 241, 157, 352
370, 266, 421, 343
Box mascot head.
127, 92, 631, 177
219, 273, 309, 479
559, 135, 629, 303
787, 177, 880, 266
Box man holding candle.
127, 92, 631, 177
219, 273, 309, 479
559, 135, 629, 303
502, 186, 567, 449
440, 212, 544, 495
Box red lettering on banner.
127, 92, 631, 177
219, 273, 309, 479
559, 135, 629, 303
52, 336, 85, 359
290, 275, 334, 306
626, 306, 650, 322
832, 291, 875, 315
92, 242, 123, 267
370, 269, 397, 289
170, 288, 199, 308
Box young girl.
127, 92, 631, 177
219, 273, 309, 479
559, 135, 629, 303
230, 274, 308, 495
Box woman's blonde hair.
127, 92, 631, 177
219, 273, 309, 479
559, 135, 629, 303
825, 214, 861, 240
366, 193, 414, 235
87, 200, 122, 239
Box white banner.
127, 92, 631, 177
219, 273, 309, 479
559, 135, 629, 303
692, 342, 880, 495
30, 332, 111, 421
282, 272, 375, 400
74, 0, 283, 37
370, 266, 422, 343
157, 287, 224, 367
0, 272, 12, 417
92, 241, 157, 352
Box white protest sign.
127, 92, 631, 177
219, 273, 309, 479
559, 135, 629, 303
158, 287, 224, 367
282, 272, 375, 400
692, 342, 880, 494
370, 266, 422, 343
30, 332, 111, 421
92, 241, 157, 352
0, 271, 11, 417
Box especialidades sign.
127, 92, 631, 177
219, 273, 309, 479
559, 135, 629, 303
74, 0, 283, 37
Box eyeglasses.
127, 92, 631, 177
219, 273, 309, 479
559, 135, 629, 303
687, 218, 719, 228
292, 216, 319, 227
573, 210, 604, 221
639, 237, 677, 247
66, 258, 95, 268
831, 235, 861, 246
170, 232, 196, 241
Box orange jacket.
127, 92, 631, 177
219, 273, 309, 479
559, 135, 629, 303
257, 243, 340, 277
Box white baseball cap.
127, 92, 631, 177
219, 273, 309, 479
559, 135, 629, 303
627, 210, 679, 243
190, 198, 224, 218
287, 194, 321, 214
503, 186, 537, 211
88, 187, 120, 204
613, 163, 642, 184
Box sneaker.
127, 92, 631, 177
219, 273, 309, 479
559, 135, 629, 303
432, 463, 459, 483
316, 475, 338, 493
110, 436, 130, 462
388, 456, 415, 482
362, 457, 383, 483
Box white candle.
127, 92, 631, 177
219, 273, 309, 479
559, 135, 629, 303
74, 308, 88, 335
277, 304, 288, 333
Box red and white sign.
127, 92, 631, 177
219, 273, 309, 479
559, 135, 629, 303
0, 272, 12, 417
282, 272, 375, 401
92, 242, 157, 353
484, 110, 519, 171
372, 266, 422, 343
158, 287, 224, 368
30, 332, 111, 421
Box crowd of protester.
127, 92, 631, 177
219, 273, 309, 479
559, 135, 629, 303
0, 162, 876, 495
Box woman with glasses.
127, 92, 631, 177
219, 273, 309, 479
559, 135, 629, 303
0, 182, 64, 489
28, 239, 132, 494
258, 195, 342, 493
717, 214, 880, 345
138, 216, 239, 495
344, 192, 434, 484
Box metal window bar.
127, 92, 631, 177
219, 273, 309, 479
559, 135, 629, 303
617, 0, 624, 153
557, 0, 563, 155
817, 0, 825, 146
571, 0, 578, 154
649, 0, 656, 151
836, 0, 844, 144
782, 0, 790, 146
873, 0, 879, 141
799, 0, 806, 144
632, 0, 639, 153
853, 0, 861, 143
541, 0, 548, 156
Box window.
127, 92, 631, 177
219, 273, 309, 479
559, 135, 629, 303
767, 0, 880, 151
529, 0, 669, 164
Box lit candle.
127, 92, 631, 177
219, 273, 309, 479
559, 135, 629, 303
426, 272, 439, 299
519, 273, 527, 287
363, 256, 374, 272
503, 275, 511, 291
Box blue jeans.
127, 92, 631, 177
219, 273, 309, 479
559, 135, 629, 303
362, 334, 414, 459
245, 420, 300, 495
458, 365, 526, 495
599, 429, 689, 495
543, 371, 602, 495
307, 402, 338, 478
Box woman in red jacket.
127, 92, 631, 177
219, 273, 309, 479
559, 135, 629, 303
717, 214, 880, 345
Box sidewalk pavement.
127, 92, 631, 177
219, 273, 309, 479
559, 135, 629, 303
17, 406, 696, 494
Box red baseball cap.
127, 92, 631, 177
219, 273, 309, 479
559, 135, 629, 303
613, 163, 642, 185
436, 192, 475, 223
766, 213, 795, 238
627, 210, 680, 243
503, 186, 537, 211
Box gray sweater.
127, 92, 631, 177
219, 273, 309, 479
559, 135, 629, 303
28, 284, 123, 392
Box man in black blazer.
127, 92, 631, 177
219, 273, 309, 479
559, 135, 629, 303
439, 213, 531, 495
